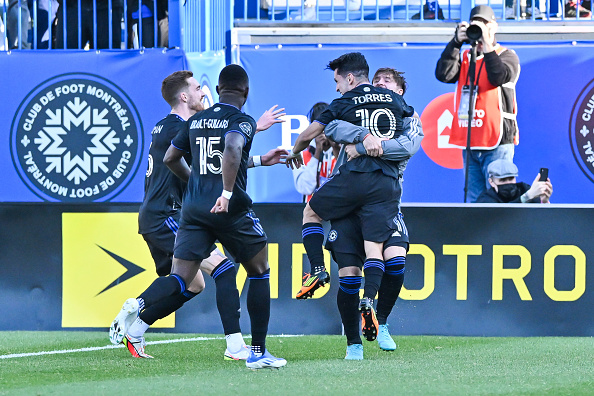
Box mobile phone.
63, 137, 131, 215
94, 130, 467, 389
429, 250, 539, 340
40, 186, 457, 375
539, 168, 549, 181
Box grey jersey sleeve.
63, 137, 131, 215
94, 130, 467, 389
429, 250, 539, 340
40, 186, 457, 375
324, 120, 368, 144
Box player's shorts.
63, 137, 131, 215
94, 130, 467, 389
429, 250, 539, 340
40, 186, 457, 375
141, 217, 178, 276
308, 169, 401, 243
325, 212, 409, 269
174, 209, 267, 264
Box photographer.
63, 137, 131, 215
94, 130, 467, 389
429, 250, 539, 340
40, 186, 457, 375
435, 5, 520, 203
476, 159, 553, 203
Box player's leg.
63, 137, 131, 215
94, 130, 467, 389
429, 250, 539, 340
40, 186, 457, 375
199, 248, 249, 360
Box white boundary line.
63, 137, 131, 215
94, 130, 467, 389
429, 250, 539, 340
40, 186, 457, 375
0, 334, 304, 360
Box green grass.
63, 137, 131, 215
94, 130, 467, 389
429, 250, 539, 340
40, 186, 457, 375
0, 332, 593, 395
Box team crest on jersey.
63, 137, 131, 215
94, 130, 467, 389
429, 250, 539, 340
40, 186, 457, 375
239, 122, 253, 137
363, 86, 371, 92
10, 73, 143, 202
328, 229, 338, 242
569, 78, 594, 184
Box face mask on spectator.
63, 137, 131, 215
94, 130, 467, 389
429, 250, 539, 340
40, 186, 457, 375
496, 183, 519, 201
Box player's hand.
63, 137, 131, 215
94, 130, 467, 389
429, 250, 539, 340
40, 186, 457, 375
256, 105, 286, 132
345, 144, 360, 160
262, 148, 289, 166
363, 134, 384, 157
455, 21, 469, 43
285, 151, 304, 169
210, 196, 229, 214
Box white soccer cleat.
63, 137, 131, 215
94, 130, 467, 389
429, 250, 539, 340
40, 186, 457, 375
109, 298, 139, 345
224, 345, 251, 360
246, 349, 287, 369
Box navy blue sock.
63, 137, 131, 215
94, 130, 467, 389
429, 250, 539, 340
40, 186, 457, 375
138, 274, 185, 308
363, 259, 385, 300
247, 269, 270, 352
376, 256, 405, 325
302, 222, 326, 274
139, 289, 198, 325
337, 276, 363, 345
211, 259, 241, 335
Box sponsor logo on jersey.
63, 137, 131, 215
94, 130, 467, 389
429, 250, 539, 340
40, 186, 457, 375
327, 229, 338, 242
10, 73, 143, 202
239, 122, 253, 137
62, 212, 174, 328
569, 78, 594, 184
420, 93, 463, 169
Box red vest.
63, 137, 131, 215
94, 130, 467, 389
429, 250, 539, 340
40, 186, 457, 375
450, 45, 518, 149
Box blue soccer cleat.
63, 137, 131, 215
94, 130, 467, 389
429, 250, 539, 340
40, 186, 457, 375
245, 349, 287, 369
377, 324, 397, 351
345, 343, 363, 360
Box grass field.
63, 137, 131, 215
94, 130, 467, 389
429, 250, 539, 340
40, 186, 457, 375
1, 332, 593, 395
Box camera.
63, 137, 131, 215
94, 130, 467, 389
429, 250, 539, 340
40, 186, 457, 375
466, 24, 483, 42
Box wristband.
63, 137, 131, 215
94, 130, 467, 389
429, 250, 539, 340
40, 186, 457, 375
253, 155, 262, 167
221, 190, 233, 200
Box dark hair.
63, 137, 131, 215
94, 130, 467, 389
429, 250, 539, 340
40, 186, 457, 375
373, 67, 408, 94
161, 70, 194, 107
327, 52, 369, 80
307, 102, 329, 123
218, 64, 249, 93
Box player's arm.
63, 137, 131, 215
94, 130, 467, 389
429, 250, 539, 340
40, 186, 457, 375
211, 132, 244, 214
164, 144, 191, 182
256, 105, 286, 133
285, 122, 324, 169
247, 148, 289, 168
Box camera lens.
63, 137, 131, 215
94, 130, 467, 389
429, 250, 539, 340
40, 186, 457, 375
466, 24, 483, 41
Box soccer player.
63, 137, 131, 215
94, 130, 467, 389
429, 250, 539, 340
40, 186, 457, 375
109, 70, 287, 360
323, 68, 423, 359
162, 64, 284, 369
286, 52, 414, 340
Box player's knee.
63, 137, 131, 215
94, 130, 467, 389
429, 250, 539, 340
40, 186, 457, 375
187, 273, 206, 293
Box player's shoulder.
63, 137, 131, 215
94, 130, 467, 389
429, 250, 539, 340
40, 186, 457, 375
228, 111, 256, 139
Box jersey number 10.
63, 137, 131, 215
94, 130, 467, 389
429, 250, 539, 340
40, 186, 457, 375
355, 108, 398, 139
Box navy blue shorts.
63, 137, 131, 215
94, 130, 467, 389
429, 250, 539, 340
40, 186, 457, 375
142, 217, 178, 276
174, 209, 267, 263
308, 170, 401, 243
325, 212, 409, 269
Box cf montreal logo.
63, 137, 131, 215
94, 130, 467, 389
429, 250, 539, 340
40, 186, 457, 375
569, 78, 594, 183
10, 73, 143, 202
327, 230, 338, 242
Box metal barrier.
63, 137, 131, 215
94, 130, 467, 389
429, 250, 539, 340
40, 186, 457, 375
236, 0, 593, 22
179, 0, 232, 53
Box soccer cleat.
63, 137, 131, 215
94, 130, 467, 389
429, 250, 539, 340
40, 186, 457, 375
360, 297, 379, 342
245, 349, 287, 369
224, 345, 251, 361
295, 270, 330, 299
345, 343, 364, 360
377, 324, 397, 351
122, 334, 153, 358
109, 298, 140, 345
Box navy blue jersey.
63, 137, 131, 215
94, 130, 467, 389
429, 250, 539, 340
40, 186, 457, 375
316, 84, 414, 179
138, 114, 187, 234
171, 103, 256, 228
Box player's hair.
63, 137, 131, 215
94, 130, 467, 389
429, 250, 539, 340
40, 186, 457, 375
327, 52, 369, 80
161, 70, 194, 107
218, 64, 249, 93
307, 102, 329, 123
373, 67, 408, 95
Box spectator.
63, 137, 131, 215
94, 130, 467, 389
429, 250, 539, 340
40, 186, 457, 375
6, 0, 31, 49
565, 0, 592, 17
292, 102, 339, 202
412, 0, 444, 20
475, 159, 553, 203
126, 0, 167, 48
505, 0, 543, 19
435, 5, 520, 203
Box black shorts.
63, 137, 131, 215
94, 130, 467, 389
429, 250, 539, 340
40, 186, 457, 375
308, 170, 401, 243
325, 212, 409, 269
174, 209, 267, 263
142, 218, 178, 276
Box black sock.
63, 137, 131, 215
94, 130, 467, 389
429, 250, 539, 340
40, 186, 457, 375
247, 269, 270, 352
302, 222, 326, 274
363, 259, 385, 300
337, 276, 362, 345
138, 274, 185, 308
211, 259, 241, 335
139, 289, 198, 325
376, 256, 405, 325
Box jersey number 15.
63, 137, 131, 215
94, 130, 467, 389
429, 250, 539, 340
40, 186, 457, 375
196, 136, 223, 175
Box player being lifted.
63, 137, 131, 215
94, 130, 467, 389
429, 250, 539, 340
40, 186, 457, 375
286, 53, 414, 341
109, 70, 287, 360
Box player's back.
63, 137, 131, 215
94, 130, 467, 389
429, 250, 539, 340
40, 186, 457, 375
174, 103, 257, 228
138, 114, 186, 234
